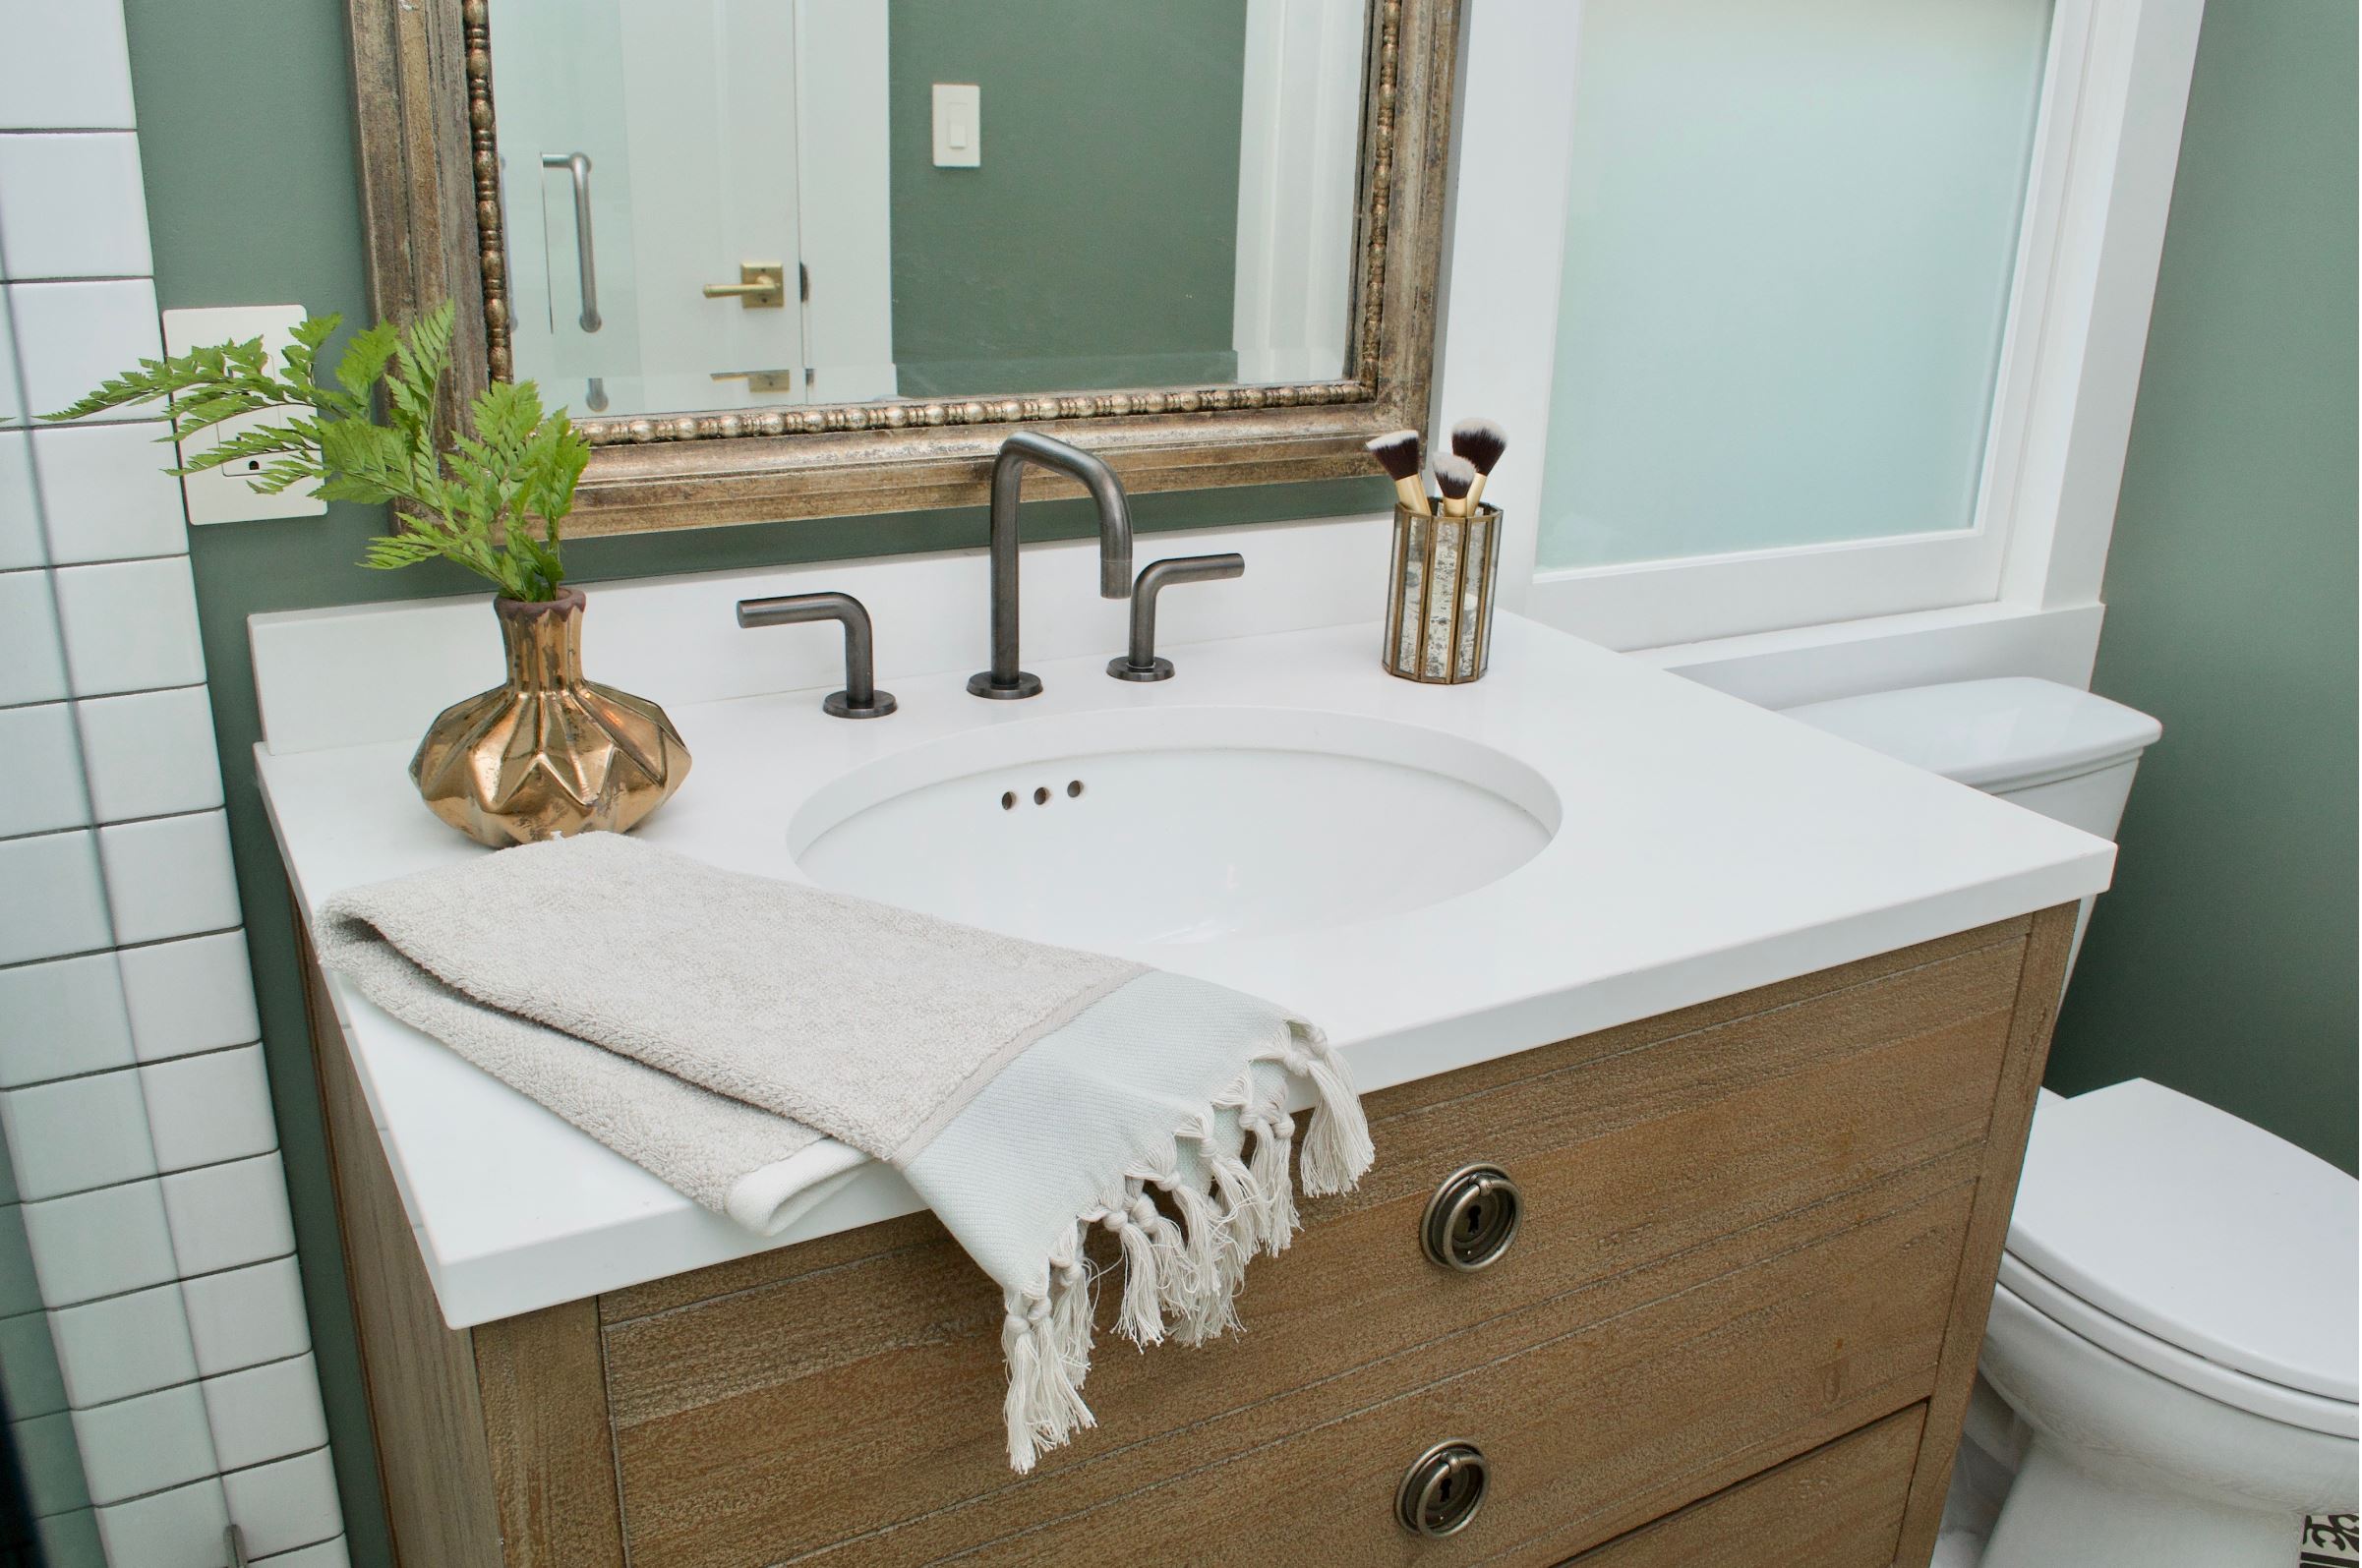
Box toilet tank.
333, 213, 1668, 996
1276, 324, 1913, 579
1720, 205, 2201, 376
1781, 677, 2163, 840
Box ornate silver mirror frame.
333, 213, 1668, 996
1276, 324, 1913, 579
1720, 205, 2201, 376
345, 0, 1460, 538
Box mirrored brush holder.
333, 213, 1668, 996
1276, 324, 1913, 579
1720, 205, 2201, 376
1383, 501, 1502, 683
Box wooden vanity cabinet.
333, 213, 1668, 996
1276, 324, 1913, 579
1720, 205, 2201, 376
300, 905, 2075, 1568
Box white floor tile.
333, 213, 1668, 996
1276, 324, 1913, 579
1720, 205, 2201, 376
0, 951, 134, 1088
32, 420, 188, 564
0, 828, 109, 964
0, 1066, 155, 1199
95, 1477, 231, 1568
0, 699, 89, 836
144, 1044, 276, 1173
75, 683, 223, 822
0, 132, 150, 279
0, 430, 38, 569
120, 930, 261, 1063
51, 553, 206, 696
179, 1256, 310, 1377
162, 1150, 294, 1277
202, 1354, 326, 1472
20, 1176, 178, 1307
221, 1446, 342, 1560
70, 1380, 216, 1504
48, 1279, 200, 1408
97, 808, 242, 945
0, 4, 138, 131
0, 567, 69, 706
8, 278, 160, 422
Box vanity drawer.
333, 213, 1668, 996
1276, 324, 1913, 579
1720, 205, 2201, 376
594, 920, 2030, 1567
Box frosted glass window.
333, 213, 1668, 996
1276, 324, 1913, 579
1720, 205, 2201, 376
1537, 0, 2053, 570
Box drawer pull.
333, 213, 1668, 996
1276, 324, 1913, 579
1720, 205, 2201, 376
1421, 1164, 1522, 1271
1396, 1439, 1489, 1538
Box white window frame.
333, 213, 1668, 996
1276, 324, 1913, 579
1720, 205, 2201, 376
1434, 0, 2206, 700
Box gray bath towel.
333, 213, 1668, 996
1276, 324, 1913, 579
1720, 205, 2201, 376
315, 832, 1372, 1471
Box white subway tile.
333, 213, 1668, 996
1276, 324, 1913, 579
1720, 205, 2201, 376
76, 684, 223, 822
0, 568, 69, 705
202, 1354, 326, 1473
120, 930, 260, 1063
20, 1177, 177, 1307
52, 553, 206, 696
0, 829, 110, 965
72, 1381, 217, 1504
221, 1446, 341, 1560
97, 808, 241, 944
255, 1536, 351, 1568
0, 700, 89, 836
49, 1280, 200, 1408
0, 1067, 155, 1199
0, 5, 137, 131
32, 421, 187, 564
0, 1309, 66, 1416
179, 1256, 310, 1376
0, 282, 21, 425
0, 132, 150, 279
162, 1150, 294, 1277
8, 278, 160, 423
0, 430, 38, 568
95, 1477, 231, 1568
143, 1044, 275, 1173
0, 951, 134, 1088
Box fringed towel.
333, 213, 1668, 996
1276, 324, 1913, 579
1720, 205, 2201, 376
314, 832, 1372, 1472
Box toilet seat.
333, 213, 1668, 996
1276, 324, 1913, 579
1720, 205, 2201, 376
2001, 1078, 2358, 1434
1996, 1250, 2357, 1438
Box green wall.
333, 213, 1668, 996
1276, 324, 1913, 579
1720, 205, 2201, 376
119, 7, 1373, 1566
888, 0, 1247, 395
2047, 0, 2359, 1174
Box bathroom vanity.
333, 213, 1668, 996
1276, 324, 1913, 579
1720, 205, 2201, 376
255, 563, 2109, 1568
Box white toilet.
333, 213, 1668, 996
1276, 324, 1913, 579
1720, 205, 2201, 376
1786, 677, 2360, 1568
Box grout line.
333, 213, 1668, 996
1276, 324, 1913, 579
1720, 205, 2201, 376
0, 1035, 264, 1094
87, 1438, 331, 1513
62, 1346, 313, 1416
248, 1531, 349, 1566
35, 1247, 301, 1315
0, 800, 229, 847
0, 921, 245, 974
18, 1138, 283, 1209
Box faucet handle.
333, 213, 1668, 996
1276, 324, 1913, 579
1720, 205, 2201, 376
737, 591, 897, 719
1107, 553, 1245, 682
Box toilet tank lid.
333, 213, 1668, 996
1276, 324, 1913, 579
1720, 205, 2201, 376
2008, 1079, 2359, 1405
1782, 678, 2160, 789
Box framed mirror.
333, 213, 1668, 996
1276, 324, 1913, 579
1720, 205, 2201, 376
346, 0, 1460, 536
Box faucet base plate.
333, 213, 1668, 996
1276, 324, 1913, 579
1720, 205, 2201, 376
967, 670, 1044, 700
822, 690, 898, 720
1106, 656, 1175, 683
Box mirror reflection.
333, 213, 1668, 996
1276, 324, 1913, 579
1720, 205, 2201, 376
490, 0, 1370, 419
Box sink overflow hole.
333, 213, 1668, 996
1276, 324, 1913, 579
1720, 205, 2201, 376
999, 791, 1016, 811
1033, 786, 1051, 806
1066, 780, 1084, 798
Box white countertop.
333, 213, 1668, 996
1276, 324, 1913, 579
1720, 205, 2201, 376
258, 608, 2112, 1328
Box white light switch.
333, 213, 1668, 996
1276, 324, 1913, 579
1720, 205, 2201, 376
932, 84, 980, 168
158, 305, 327, 527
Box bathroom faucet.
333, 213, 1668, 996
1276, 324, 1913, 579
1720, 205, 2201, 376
968, 431, 1133, 699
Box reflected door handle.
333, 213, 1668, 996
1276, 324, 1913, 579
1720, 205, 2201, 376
703, 261, 787, 309
540, 152, 601, 332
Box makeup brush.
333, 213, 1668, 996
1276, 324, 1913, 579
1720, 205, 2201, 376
1450, 417, 1507, 511
1434, 454, 1476, 518
1366, 429, 1431, 515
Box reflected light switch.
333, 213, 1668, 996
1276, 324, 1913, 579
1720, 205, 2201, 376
932, 84, 980, 168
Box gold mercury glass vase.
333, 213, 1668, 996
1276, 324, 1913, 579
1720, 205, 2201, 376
410, 587, 691, 847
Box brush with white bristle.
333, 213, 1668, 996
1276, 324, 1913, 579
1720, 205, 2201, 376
1365, 429, 1430, 516
1450, 417, 1507, 511
1434, 454, 1476, 518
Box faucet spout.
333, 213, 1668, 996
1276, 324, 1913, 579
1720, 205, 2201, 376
969, 431, 1134, 700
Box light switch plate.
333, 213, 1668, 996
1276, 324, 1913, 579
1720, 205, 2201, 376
932, 84, 980, 168
158, 305, 328, 526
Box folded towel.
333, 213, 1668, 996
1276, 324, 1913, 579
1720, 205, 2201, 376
315, 832, 1373, 1471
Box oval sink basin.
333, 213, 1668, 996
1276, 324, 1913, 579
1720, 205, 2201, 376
791, 707, 1560, 948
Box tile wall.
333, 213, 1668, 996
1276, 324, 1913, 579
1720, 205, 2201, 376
0, 5, 346, 1564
